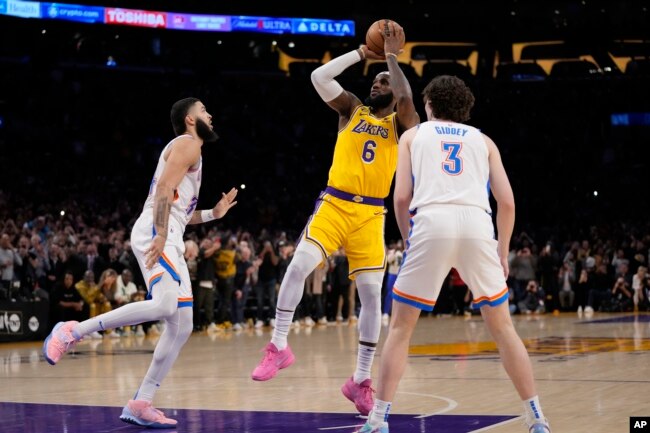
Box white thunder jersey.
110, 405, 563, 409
392, 121, 508, 312
143, 134, 202, 232
409, 121, 490, 214
132, 133, 201, 301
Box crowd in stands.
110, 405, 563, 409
2, 200, 650, 337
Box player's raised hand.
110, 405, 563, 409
383, 21, 404, 56
212, 187, 238, 219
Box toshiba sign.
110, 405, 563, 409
105, 8, 167, 28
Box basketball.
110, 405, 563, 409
365, 19, 406, 56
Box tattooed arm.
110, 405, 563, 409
145, 137, 201, 268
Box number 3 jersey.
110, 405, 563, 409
327, 105, 398, 199
409, 121, 491, 214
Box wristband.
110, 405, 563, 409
386, 53, 398, 60
201, 209, 216, 223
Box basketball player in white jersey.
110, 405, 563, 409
42, 97, 238, 429
357, 76, 551, 433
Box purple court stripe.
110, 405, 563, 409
0, 401, 517, 433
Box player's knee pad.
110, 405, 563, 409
356, 272, 383, 342
356, 273, 383, 309
277, 246, 323, 309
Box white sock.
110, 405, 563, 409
523, 395, 545, 423
134, 375, 160, 402
271, 308, 294, 350
353, 343, 376, 383
368, 399, 391, 427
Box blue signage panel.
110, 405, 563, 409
292, 18, 355, 36
6, 0, 41, 18
41, 2, 103, 23
611, 112, 650, 126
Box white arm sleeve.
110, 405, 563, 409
310, 49, 363, 102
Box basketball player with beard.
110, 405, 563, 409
251, 21, 419, 416
43, 97, 238, 428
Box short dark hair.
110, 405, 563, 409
422, 75, 475, 123
170, 97, 199, 136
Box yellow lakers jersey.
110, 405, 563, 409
327, 105, 399, 198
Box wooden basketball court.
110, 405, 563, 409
1, 312, 648, 432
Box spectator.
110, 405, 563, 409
51, 271, 86, 324
254, 239, 279, 328
575, 268, 592, 315
107, 246, 125, 275
609, 276, 633, 312
537, 242, 560, 311
194, 237, 219, 331
115, 268, 138, 307
585, 264, 613, 315
0, 233, 22, 299
232, 243, 258, 331
517, 279, 546, 314
611, 248, 628, 272
214, 236, 237, 329
558, 261, 575, 311
46, 243, 67, 291
97, 268, 119, 337
510, 246, 537, 303
28, 234, 50, 291
74, 270, 106, 339
84, 241, 107, 280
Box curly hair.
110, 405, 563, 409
422, 75, 475, 123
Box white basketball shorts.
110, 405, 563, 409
130, 213, 193, 307
392, 204, 508, 311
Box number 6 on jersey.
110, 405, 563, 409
362, 140, 377, 163
441, 142, 463, 175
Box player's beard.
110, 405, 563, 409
364, 92, 394, 111
196, 118, 219, 142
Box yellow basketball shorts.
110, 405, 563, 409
301, 191, 387, 279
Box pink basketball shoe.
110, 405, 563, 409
120, 399, 178, 428
341, 377, 375, 415
251, 342, 295, 381
42, 321, 79, 365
